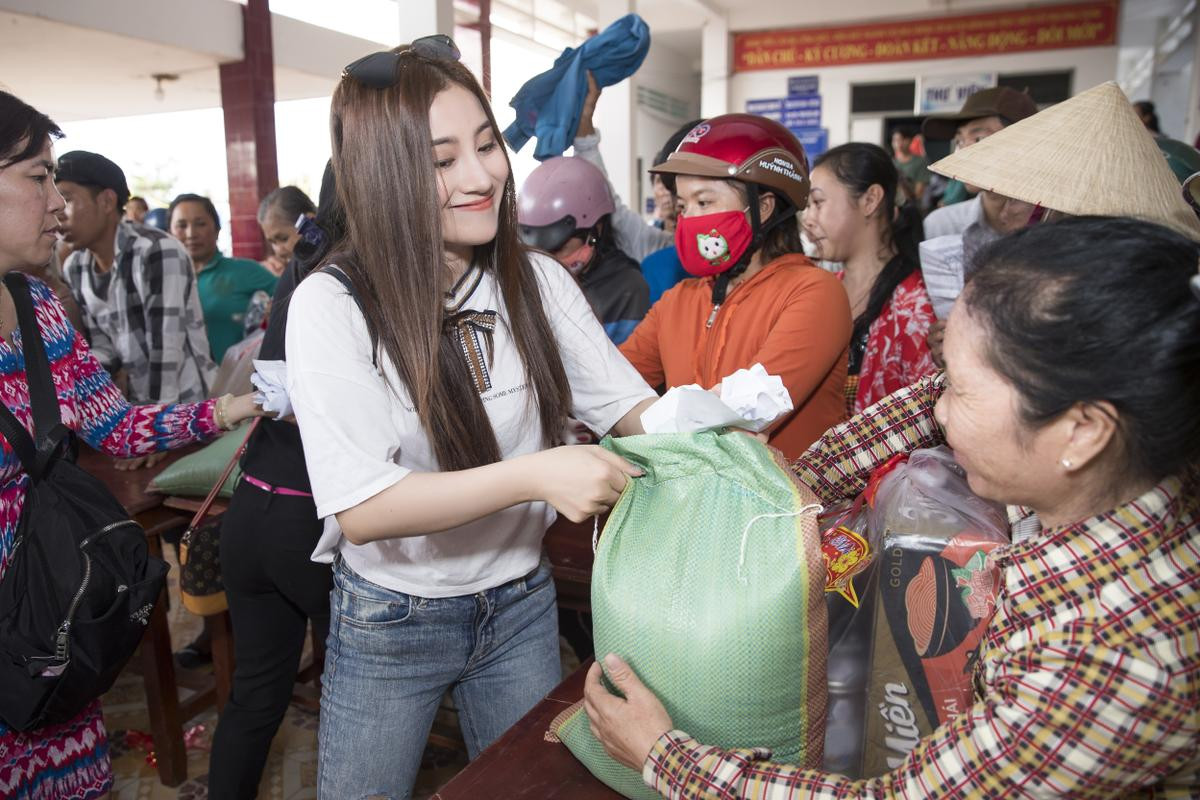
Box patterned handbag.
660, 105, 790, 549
178, 418, 260, 616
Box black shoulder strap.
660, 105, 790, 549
0, 398, 36, 475
5, 272, 61, 439
319, 265, 379, 367
0, 273, 70, 480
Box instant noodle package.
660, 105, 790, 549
821, 447, 1009, 778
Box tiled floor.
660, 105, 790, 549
106, 671, 467, 800
103, 544, 331, 799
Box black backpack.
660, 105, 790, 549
0, 271, 168, 731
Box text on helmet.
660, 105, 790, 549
757, 156, 804, 183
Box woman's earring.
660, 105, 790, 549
1061, 458, 1073, 469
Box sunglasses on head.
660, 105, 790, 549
342, 35, 461, 89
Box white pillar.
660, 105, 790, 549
595, 0, 636, 207
399, 0, 454, 40
701, 14, 729, 118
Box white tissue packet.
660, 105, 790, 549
640, 384, 745, 434
640, 363, 793, 434
250, 359, 292, 419
718, 363, 792, 431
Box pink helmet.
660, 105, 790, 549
517, 156, 615, 251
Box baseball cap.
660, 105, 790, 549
55, 150, 130, 208
922, 87, 1038, 142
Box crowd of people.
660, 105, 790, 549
0, 30, 1197, 800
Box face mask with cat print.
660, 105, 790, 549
675, 208, 753, 277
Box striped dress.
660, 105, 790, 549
0, 277, 219, 799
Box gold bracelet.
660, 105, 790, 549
214, 393, 235, 430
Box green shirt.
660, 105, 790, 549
196, 251, 278, 362
940, 178, 972, 206
893, 154, 930, 189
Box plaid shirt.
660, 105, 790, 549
645, 374, 1200, 799
64, 221, 215, 404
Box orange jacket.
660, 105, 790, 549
620, 254, 851, 460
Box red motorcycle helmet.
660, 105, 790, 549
649, 114, 811, 210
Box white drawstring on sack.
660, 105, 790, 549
593, 503, 824, 575
737, 503, 823, 584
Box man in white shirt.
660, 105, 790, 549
921, 87, 1038, 240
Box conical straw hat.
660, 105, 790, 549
929, 81, 1200, 241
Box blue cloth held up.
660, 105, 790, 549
503, 14, 651, 161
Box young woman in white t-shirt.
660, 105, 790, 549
283, 37, 657, 798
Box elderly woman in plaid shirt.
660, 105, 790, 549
586, 216, 1200, 799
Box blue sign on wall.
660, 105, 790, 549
747, 96, 821, 115
747, 82, 824, 161
789, 127, 829, 160
746, 95, 822, 128
788, 75, 819, 96
745, 98, 783, 115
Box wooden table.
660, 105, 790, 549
79, 445, 232, 788
432, 662, 623, 799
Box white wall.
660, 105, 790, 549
627, 40, 702, 215
730, 46, 1119, 148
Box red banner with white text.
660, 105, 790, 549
733, 1, 1118, 72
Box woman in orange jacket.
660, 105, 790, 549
619, 115, 852, 458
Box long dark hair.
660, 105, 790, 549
966, 216, 1200, 482
328, 47, 571, 472
0, 91, 62, 167
724, 181, 805, 265
814, 143, 923, 349
756, 192, 805, 264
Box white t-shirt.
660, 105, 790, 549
285, 252, 654, 598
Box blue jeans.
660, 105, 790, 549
317, 555, 561, 799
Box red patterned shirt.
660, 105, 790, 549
643, 374, 1200, 799
851, 270, 937, 415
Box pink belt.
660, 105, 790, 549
243, 474, 313, 498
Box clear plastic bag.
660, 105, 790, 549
868, 447, 1008, 543
821, 446, 1009, 777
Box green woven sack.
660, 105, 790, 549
553, 432, 828, 798
149, 426, 246, 499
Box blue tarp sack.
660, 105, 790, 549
503, 13, 651, 161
